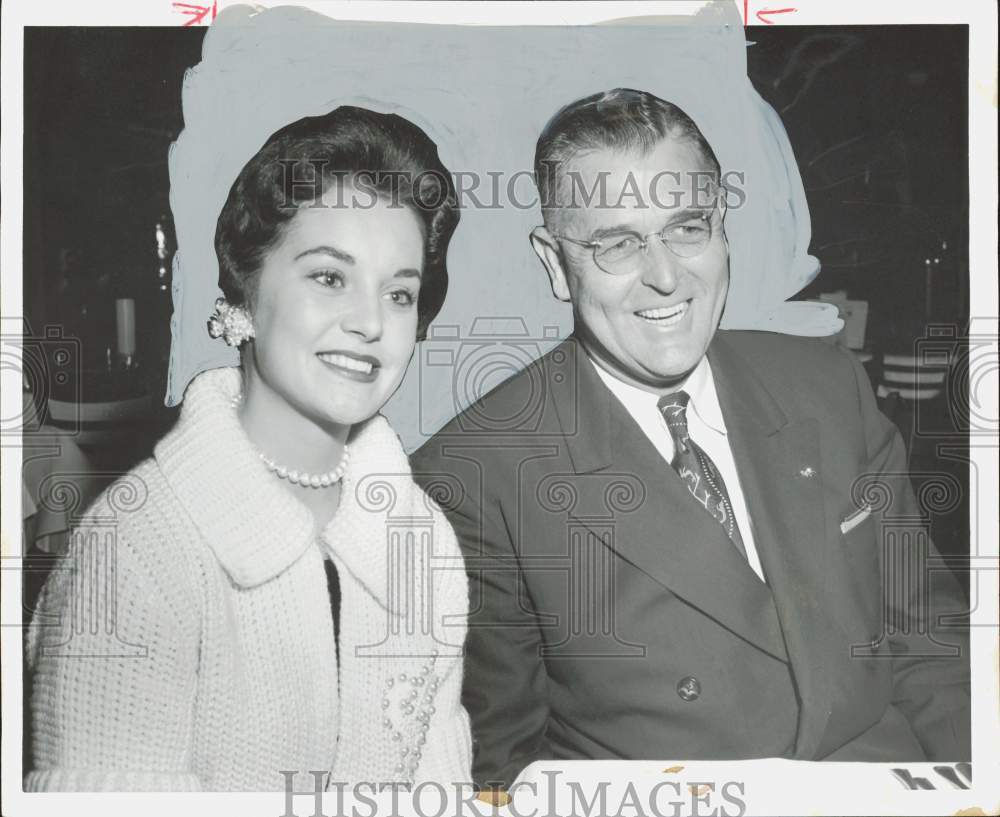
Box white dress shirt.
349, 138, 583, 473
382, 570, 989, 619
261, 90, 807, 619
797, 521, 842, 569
591, 356, 766, 581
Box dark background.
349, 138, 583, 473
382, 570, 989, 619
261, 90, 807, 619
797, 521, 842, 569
22, 25, 970, 557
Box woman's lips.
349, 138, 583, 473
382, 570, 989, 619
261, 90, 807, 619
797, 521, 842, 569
316, 351, 381, 382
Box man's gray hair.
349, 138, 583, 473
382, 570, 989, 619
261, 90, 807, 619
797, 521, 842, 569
534, 88, 721, 217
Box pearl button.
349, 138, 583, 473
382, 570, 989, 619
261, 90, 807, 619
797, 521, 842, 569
676, 676, 701, 702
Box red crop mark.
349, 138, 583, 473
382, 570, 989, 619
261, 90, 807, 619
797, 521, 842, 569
173, 0, 217, 26
755, 6, 798, 24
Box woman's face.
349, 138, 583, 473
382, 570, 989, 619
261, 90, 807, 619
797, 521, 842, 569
244, 189, 425, 432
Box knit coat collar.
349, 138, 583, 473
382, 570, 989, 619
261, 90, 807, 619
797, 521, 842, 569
155, 366, 424, 611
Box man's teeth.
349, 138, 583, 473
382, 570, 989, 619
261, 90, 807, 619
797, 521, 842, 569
636, 302, 689, 324
318, 353, 374, 374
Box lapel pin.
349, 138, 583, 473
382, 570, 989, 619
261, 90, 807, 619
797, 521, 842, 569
799, 467, 816, 478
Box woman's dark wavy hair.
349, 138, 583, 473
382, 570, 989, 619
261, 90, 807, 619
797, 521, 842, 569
215, 106, 459, 340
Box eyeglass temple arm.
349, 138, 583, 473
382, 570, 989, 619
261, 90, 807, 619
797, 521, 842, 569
553, 234, 600, 248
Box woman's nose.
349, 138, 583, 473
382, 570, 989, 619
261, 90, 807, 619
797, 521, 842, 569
341, 292, 383, 341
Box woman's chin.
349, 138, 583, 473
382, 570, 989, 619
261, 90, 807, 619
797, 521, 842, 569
314, 401, 381, 430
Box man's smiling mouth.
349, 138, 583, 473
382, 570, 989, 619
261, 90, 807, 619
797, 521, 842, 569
635, 301, 690, 326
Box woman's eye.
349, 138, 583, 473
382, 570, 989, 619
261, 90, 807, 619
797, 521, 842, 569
310, 270, 345, 288
387, 288, 417, 307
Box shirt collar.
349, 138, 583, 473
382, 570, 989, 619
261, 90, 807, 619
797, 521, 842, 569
589, 354, 728, 435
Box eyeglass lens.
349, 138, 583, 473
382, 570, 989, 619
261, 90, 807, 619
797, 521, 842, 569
594, 212, 714, 273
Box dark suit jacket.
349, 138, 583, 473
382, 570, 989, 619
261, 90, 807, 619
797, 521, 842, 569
412, 330, 970, 787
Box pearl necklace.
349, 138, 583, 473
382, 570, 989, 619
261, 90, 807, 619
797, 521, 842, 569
231, 392, 349, 488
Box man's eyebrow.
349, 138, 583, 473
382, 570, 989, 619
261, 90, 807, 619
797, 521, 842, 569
294, 245, 355, 264
589, 224, 640, 241
589, 208, 711, 241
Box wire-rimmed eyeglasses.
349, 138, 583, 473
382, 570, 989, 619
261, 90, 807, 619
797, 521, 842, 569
553, 198, 724, 276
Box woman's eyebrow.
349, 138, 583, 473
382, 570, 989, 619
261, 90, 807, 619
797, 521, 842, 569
294, 245, 355, 264
394, 268, 422, 280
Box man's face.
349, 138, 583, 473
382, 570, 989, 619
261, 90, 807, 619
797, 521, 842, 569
532, 138, 729, 393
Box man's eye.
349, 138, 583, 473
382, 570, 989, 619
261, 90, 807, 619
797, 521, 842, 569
665, 219, 711, 243
387, 288, 416, 307
596, 234, 642, 261
310, 270, 345, 287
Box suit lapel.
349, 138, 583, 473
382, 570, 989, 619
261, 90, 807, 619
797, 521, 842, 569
549, 338, 614, 475
551, 336, 788, 661
709, 334, 835, 758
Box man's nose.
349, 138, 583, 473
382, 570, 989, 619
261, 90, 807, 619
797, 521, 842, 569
639, 238, 683, 292
341, 291, 384, 341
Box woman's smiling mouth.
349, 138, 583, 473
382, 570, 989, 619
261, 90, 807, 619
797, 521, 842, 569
317, 351, 381, 381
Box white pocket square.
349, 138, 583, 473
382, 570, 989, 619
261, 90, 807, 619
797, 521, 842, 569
840, 504, 873, 535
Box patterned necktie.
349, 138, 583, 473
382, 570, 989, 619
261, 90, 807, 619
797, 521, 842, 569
658, 390, 747, 559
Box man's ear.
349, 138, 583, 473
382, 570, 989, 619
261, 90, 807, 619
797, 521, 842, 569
530, 225, 572, 303
718, 193, 729, 222
716, 193, 730, 252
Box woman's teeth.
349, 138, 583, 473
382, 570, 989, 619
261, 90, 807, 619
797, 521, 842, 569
636, 301, 689, 325
318, 353, 374, 374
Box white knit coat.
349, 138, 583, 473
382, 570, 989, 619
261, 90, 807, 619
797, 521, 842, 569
25, 367, 472, 791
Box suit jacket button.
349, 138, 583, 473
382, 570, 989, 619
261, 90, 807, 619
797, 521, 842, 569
677, 676, 701, 702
